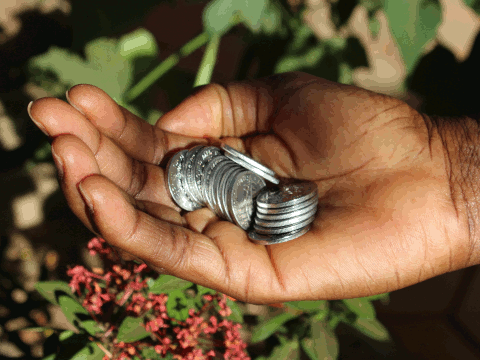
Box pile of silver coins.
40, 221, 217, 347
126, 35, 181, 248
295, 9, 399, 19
166, 143, 317, 244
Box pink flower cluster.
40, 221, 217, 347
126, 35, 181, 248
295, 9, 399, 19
66, 238, 250, 360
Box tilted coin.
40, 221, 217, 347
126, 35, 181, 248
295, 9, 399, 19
254, 214, 316, 234
220, 168, 245, 222
228, 172, 266, 230
254, 207, 317, 227
184, 145, 205, 204
193, 146, 222, 204
214, 164, 242, 218
225, 152, 280, 184
166, 150, 202, 211
201, 155, 228, 209
248, 225, 311, 245
204, 159, 231, 210
256, 198, 318, 217
256, 181, 318, 209
221, 143, 276, 176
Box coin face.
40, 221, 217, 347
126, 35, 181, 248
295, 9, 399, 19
256, 181, 318, 209
256, 198, 318, 217
254, 214, 316, 234
193, 146, 222, 204
228, 172, 266, 230
184, 145, 205, 204
219, 167, 244, 222
221, 143, 276, 176
248, 225, 311, 245
166, 150, 202, 211
254, 207, 317, 227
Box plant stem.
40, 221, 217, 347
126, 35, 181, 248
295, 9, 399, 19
193, 33, 221, 87
125, 32, 210, 102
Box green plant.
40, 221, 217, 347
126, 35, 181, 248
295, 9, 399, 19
26, 0, 480, 358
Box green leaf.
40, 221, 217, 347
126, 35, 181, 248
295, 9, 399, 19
119, 28, 158, 59
203, 0, 268, 35
70, 342, 104, 360
275, 46, 325, 73
226, 298, 244, 323
149, 275, 193, 294
57, 295, 102, 336
117, 316, 151, 342
285, 300, 327, 313
342, 298, 376, 319
34, 281, 73, 305
166, 290, 190, 321
59, 330, 76, 342
268, 339, 300, 360
383, 0, 441, 73
30, 37, 134, 101
362, 293, 390, 302
261, 1, 283, 35
353, 318, 390, 342
302, 320, 338, 360
250, 312, 298, 343
196, 285, 216, 296
42, 355, 56, 360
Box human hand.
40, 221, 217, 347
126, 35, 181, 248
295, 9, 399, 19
28, 72, 475, 303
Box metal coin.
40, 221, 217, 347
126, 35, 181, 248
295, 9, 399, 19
214, 164, 242, 218
193, 146, 222, 204
207, 161, 235, 214
219, 167, 244, 222
254, 207, 317, 227
256, 181, 317, 209
184, 145, 205, 204
256, 197, 318, 216
248, 225, 311, 245
228, 172, 266, 230
221, 143, 276, 176
225, 152, 280, 184
254, 214, 316, 234
201, 155, 228, 209
166, 150, 202, 211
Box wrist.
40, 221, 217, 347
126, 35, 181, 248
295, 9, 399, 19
426, 114, 480, 267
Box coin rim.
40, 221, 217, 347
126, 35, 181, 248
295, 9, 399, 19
254, 207, 317, 227
248, 225, 311, 245
254, 214, 316, 234
221, 143, 276, 176
225, 153, 280, 184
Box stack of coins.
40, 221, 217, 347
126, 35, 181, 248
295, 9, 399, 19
166, 144, 318, 244
166, 144, 270, 230
248, 182, 318, 245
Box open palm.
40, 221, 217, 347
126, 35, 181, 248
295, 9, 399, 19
29, 72, 470, 303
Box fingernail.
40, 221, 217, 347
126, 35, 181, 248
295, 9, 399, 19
78, 181, 94, 213
27, 101, 49, 136
51, 146, 64, 180
66, 88, 85, 115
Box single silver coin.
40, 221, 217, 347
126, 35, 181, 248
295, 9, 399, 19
254, 214, 316, 234
228, 172, 266, 230
208, 161, 236, 214
221, 143, 276, 176
248, 225, 311, 245
214, 165, 242, 218
204, 159, 231, 211
166, 150, 202, 211
184, 145, 205, 204
193, 146, 222, 204
254, 207, 317, 227
256, 181, 318, 209
256, 197, 318, 217
219, 167, 244, 222
225, 152, 280, 184
201, 156, 228, 209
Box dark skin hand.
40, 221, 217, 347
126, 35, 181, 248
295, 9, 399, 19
28, 72, 476, 304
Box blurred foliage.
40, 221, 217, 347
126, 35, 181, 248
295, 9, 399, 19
11, 0, 480, 358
